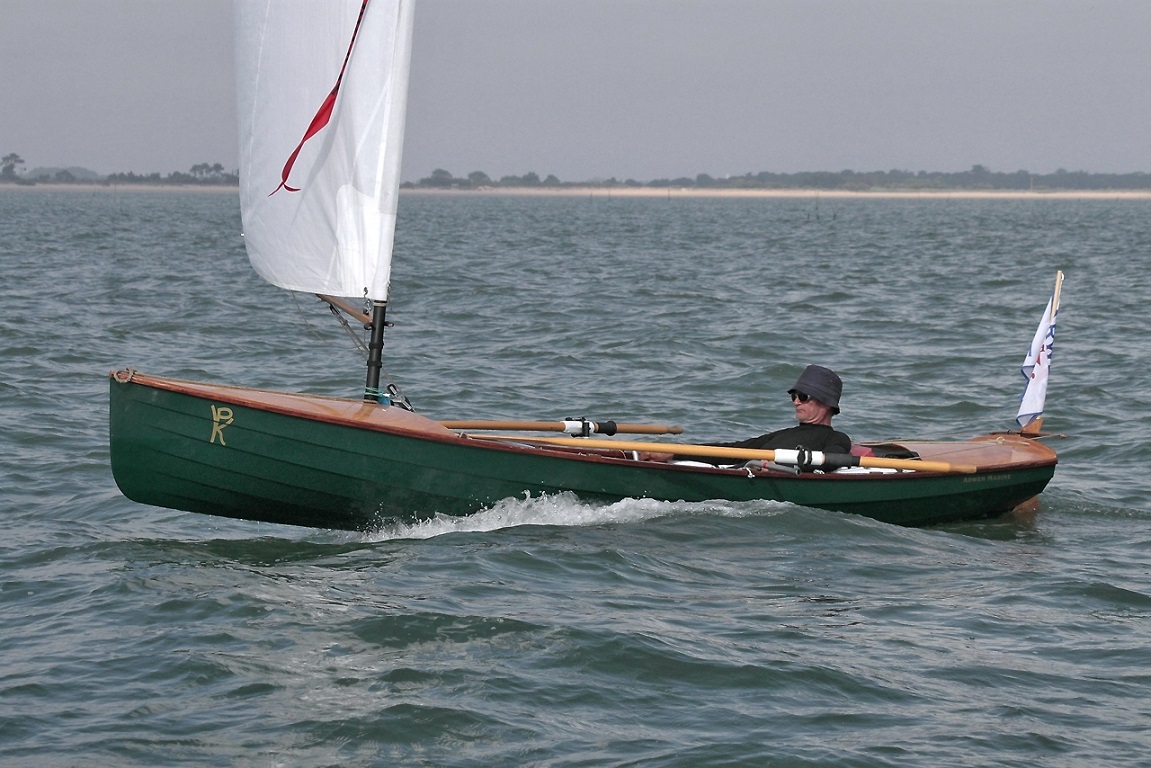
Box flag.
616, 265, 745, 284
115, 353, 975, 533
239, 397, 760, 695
1017, 272, 1063, 429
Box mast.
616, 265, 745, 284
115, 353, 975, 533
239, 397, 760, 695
364, 301, 388, 403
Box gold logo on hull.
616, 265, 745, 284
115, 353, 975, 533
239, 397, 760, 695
210, 405, 234, 445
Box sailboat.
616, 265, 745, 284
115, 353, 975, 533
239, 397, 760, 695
108, 0, 1060, 531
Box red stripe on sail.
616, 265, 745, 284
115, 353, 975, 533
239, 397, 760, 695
271, 0, 373, 195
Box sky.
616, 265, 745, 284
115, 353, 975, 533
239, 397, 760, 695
4, 0, 1149, 182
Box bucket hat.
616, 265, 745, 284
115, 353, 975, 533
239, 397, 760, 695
788, 365, 842, 414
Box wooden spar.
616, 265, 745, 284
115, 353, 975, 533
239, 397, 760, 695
1019, 420, 1044, 436
317, 294, 373, 326
1051, 269, 1064, 317
440, 419, 683, 435
467, 434, 979, 474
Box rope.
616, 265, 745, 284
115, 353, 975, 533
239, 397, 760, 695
293, 292, 415, 411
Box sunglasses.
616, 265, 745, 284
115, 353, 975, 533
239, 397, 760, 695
790, 391, 812, 403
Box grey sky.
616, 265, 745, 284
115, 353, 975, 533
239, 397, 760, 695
4, 0, 1149, 181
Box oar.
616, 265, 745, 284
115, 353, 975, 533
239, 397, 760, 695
467, 434, 978, 474
440, 419, 683, 435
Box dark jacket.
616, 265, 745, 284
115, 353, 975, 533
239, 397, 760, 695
712, 423, 852, 454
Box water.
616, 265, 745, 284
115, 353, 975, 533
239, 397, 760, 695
2, 187, 1149, 766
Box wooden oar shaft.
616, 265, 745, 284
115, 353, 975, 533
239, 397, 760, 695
468, 434, 977, 474
441, 420, 683, 435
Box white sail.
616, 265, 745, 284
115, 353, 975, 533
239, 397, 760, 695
1016, 271, 1064, 429
235, 0, 414, 301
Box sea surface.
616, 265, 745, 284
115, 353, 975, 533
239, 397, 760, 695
2, 187, 1150, 766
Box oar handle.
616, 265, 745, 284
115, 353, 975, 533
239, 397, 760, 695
468, 434, 977, 474
440, 419, 684, 435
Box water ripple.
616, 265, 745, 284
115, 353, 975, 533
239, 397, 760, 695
2, 189, 1150, 765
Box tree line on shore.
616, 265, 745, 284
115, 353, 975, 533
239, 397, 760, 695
0, 154, 238, 186
3, 152, 1149, 191
411, 165, 1151, 192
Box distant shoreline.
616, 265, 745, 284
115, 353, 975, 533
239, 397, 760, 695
0, 183, 237, 194
4, 182, 1150, 200
403, 186, 1151, 200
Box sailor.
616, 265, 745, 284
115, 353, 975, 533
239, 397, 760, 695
642, 364, 851, 463
719, 364, 851, 455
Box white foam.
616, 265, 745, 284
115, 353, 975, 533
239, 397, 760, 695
361, 493, 787, 542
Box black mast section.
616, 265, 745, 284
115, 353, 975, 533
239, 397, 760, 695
364, 300, 387, 403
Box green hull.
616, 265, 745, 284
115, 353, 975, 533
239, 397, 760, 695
109, 371, 1058, 530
